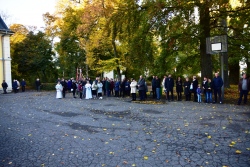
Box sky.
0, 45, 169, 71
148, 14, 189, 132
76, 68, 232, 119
0, 0, 57, 29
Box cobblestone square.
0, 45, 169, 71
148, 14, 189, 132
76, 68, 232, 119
0, 92, 250, 167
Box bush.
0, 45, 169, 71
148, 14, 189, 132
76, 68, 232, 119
40, 83, 56, 91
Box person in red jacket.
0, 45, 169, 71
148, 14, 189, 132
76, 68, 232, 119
237, 73, 250, 105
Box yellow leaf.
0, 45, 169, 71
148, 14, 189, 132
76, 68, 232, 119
143, 156, 148, 160
231, 141, 236, 145
207, 136, 212, 139
103, 128, 107, 131
222, 127, 226, 129
235, 150, 241, 154
246, 148, 250, 150
132, 164, 136, 166
28, 134, 32, 136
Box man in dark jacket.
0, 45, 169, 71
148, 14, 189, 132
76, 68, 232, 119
212, 72, 224, 104
155, 76, 161, 100
61, 78, 67, 98
237, 73, 250, 105
138, 75, 146, 101
2, 80, 8, 94
151, 76, 156, 99
21, 79, 26, 92
165, 74, 174, 102
12, 79, 18, 93
35, 78, 41, 92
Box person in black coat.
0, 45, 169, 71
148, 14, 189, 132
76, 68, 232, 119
72, 80, 77, 98
191, 76, 198, 102
155, 76, 161, 100
35, 78, 41, 92
21, 79, 26, 92
176, 76, 183, 101
184, 77, 191, 101
151, 76, 156, 99
165, 74, 174, 101
60, 78, 67, 98
12, 79, 18, 93
212, 72, 224, 103
2, 80, 8, 94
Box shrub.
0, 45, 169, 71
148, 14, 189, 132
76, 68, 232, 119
40, 83, 56, 91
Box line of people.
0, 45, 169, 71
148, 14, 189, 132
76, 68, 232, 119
151, 73, 224, 104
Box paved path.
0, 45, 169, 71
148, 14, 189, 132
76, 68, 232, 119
0, 92, 250, 167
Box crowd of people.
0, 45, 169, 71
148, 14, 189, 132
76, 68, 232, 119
53, 72, 250, 105
1, 72, 249, 105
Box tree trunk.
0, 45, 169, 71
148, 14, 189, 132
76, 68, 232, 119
247, 58, 250, 76
199, 2, 212, 80
112, 23, 121, 81
229, 60, 239, 85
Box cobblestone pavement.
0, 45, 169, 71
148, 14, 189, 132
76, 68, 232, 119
0, 92, 250, 167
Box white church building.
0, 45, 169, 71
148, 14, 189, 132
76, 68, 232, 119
0, 16, 14, 92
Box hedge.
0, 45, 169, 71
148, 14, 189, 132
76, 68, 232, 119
40, 83, 57, 91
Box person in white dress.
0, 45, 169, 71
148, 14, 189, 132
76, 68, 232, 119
55, 81, 63, 99
85, 81, 92, 99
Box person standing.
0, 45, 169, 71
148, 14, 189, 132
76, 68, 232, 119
92, 81, 98, 99
155, 76, 161, 100
165, 74, 174, 102
110, 79, 114, 96
130, 79, 137, 101
196, 84, 202, 103
125, 79, 131, 97
78, 83, 83, 99
67, 78, 72, 93
97, 80, 103, 99
191, 76, 198, 102
72, 80, 77, 98
12, 79, 18, 93
176, 76, 183, 101
202, 76, 208, 103
184, 77, 191, 101
35, 78, 41, 92
212, 72, 224, 104
85, 81, 92, 99
237, 73, 250, 105
1, 80, 8, 94
138, 75, 146, 101
55, 81, 63, 99
162, 75, 167, 100
206, 78, 213, 103
151, 76, 156, 99
61, 78, 67, 98
114, 79, 120, 97
21, 79, 26, 92
105, 78, 111, 97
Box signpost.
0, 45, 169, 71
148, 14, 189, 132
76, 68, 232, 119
206, 35, 228, 100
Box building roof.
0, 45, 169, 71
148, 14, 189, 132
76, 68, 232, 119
0, 16, 14, 35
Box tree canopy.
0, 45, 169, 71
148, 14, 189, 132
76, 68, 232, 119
8, 0, 250, 84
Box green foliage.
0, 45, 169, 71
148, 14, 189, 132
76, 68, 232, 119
40, 83, 56, 91
11, 30, 57, 83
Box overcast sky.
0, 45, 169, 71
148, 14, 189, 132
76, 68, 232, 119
0, 0, 57, 28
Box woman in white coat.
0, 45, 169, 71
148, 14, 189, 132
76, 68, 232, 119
130, 79, 137, 101
85, 81, 92, 99
55, 81, 63, 99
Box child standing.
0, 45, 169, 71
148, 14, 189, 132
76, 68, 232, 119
196, 84, 202, 103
